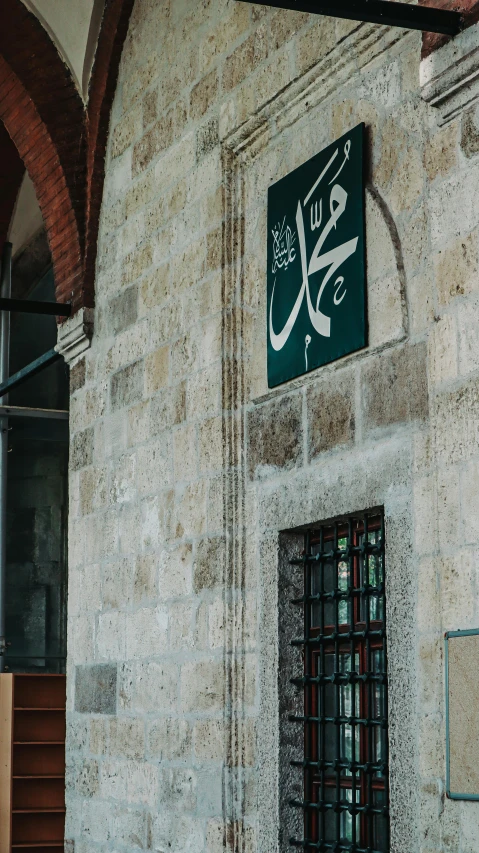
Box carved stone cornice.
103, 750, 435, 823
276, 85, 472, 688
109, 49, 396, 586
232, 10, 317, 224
420, 20, 479, 125
55, 307, 94, 364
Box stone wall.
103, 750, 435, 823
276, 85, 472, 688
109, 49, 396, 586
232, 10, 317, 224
65, 3, 479, 853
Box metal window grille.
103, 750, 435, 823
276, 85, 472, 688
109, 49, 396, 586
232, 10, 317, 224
289, 512, 388, 853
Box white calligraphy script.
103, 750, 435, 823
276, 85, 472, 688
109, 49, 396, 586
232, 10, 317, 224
269, 140, 358, 360
271, 217, 296, 273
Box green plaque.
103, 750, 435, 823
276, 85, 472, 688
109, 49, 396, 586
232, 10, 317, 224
267, 123, 366, 387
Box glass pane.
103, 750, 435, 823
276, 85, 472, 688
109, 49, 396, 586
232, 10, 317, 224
324, 787, 360, 844
337, 535, 349, 624
312, 554, 335, 628
359, 529, 384, 622
312, 535, 351, 628
319, 652, 360, 773
372, 789, 388, 852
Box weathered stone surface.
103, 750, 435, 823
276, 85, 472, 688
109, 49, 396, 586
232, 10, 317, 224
71, 427, 94, 471
110, 360, 144, 411
75, 664, 117, 715
108, 286, 138, 336
247, 393, 303, 478
307, 370, 355, 459
461, 103, 479, 159
194, 536, 226, 591
361, 343, 428, 432
70, 358, 86, 394
65, 4, 479, 853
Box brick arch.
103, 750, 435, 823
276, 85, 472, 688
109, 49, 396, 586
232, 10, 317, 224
0, 0, 135, 313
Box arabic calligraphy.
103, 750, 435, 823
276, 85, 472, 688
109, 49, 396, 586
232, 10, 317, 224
271, 217, 296, 273
269, 139, 358, 363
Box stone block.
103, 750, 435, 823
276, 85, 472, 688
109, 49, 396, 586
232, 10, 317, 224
152, 813, 203, 853
424, 123, 458, 182
97, 611, 126, 660
108, 286, 139, 336
139, 265, 169, 314
67, 758, 99, 798
199, 416, 223, 473
126, 607, 168, 658
127, 760, 159, 806
190, 69, 218, 120
89, 718, 109, 756
148, 717, 192, 761
180, 659, 224, 712
171, 334, 199, 380
169, 600, 195, 652
121, 243, 153, 287
133, 554, 158, 604
187, 363, 221, 421
119, 660, 179, 713
159, 543, 193, 599
296, 17, 336, 75
174, 424, 198, 481
193, 719, 226, 762
70, 358, 86, 394
79, 466, 108, 516
461, 103, 479, 159
361, 342, 428, 433
71, 427, 94, 471
111, 106, 142, 159
110, 803, 148, 848
145, 346, 169, 395
428, 314, 458, 386
75, 664, 117, 715
435, 231, 479, 306
197, 117, 219, 161
142, 87, 158, 128
194, 536, 226, 591
196, 769, 223, 816
159, 767, 197, 811
247, 393, 303, 479
222, 29, 268, 92
150, 383, 186, 432
307, 369, 355, 459
433, 377, 479, 464
461, 460, 479, 544
136, 438, 172, 496
102, 558, 130, 610
175, 480, 208, 538
132, 118, 174, 175
413, 475, 438, 558
457, 296, 479, 376
110, 360, 144, 411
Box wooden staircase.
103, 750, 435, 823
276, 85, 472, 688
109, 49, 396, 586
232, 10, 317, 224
0, 674, 66, 853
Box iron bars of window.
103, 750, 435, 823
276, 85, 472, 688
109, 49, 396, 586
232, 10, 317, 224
288, 512, 388, 853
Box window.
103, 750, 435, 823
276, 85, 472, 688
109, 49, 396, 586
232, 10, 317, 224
289, 512, 388, 852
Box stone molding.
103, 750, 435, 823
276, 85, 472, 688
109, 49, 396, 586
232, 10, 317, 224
420, 20, 479, 124
55, 307, 94, 364
220, 18, 411, 853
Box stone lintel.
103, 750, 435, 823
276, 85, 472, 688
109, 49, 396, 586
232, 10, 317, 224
420, 20, 479, 125
55, 306, 94, 365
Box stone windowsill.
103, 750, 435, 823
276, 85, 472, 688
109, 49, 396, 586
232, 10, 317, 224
421, 19, 479, 124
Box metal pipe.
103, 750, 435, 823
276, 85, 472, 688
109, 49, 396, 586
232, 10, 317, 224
0, 405, 69, 420
0, 348, 61, 399
0, 297, 71, 317
235, 0, 463, 36
0, 243, 11, 671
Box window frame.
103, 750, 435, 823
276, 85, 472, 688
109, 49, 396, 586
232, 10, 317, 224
289, 512, 389, 853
